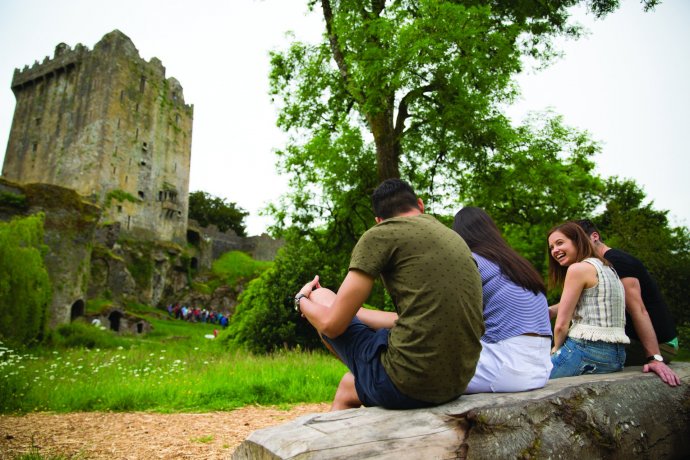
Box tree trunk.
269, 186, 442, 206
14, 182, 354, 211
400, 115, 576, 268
368, 105, 400, 183
232, 363, 690, 459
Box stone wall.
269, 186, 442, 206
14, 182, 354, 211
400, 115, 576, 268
2, 30, 193, 244
0, 178, 100, 328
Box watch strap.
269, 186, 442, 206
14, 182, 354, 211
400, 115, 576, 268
294, 293, 308, 312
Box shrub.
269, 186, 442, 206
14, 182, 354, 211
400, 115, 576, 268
0, 214, 52, 345
211, 250, 272, 287
224, 232, 345, 353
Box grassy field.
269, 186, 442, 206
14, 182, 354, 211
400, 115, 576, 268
0, 313, 346, 414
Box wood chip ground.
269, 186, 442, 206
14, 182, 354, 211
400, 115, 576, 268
0, 403, 329, 459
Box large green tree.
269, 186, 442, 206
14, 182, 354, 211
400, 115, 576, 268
188, 191, 249, 237
270, 0, 658, 220
591, 178, 690, 326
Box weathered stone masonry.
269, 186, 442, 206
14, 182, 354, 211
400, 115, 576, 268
2, 30, 193, 244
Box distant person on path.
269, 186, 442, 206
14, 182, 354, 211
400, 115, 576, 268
547, 222, 629, 378
452, 207, 553, 393
575, 219, 681, 386
295, 179, 484, 411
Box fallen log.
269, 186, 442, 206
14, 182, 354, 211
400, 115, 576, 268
233, 362, 690, 459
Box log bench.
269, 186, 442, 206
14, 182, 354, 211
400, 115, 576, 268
233, 362, 690, 459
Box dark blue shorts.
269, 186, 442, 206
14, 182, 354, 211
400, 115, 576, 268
323, 318, 434, 409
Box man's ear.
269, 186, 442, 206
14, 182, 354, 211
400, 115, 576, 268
590, 231, 601, 244
375, 216, 383, 224
417, 198, 424, 213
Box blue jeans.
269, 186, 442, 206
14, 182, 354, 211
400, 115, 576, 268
550, 337, 626, 379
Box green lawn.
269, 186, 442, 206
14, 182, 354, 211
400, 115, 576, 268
0, 315, 345, 414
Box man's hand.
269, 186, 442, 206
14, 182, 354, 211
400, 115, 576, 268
643, 360, 681, 387
297, 275, 321, 298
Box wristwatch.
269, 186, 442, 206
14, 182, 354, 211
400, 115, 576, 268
294, 293, 308, 312
646, 354, 664, 363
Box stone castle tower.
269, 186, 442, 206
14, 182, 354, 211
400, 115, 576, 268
2, 30, 193, 243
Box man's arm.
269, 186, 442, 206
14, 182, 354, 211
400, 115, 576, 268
357, 308, 398, 330
298, 271, 374, 338
620, 277, 681, 386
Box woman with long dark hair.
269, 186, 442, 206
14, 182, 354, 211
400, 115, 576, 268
453, 207, 552, 393
547, 221, 628, 378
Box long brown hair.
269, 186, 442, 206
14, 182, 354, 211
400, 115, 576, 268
547, 221, 605, 289
453, 207, 546, 295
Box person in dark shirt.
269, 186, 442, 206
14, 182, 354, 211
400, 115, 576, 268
576, 219, 680, 386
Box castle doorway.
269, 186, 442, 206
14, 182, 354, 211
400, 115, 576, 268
108, 310, 124, 332
70, 300, 85, 321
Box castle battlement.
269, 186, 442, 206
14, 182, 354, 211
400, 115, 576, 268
12, 42, 88, 90
2, 30, 194, 245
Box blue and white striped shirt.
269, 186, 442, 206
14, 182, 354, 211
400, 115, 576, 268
473, 253, 552, 343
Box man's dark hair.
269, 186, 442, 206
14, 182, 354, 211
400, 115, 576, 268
372, 178, 419, 219
575, 219, 603, 240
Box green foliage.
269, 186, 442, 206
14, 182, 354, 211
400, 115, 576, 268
188, 191, 248, 237
225, 230, 347, 353
104, 189, 138, 207
43, 321, 128, 350
0, 191, 28, 210
589, 178, 690, 326
459, 112, 605, 274
211, 251, 272, 287
0, 214, 52, 346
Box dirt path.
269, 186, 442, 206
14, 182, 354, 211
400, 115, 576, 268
0, 403, 330, 459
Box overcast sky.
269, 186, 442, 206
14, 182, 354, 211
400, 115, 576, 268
1, 0, 688, 235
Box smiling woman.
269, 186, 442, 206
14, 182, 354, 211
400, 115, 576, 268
546, 221, 629, 379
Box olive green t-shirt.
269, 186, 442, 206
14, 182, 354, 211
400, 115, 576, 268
349, 214, 484, 403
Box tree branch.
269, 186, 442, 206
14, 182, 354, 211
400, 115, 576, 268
394, 84, 438, 138
321, 0, 364, 104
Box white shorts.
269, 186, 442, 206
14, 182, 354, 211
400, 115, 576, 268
465, 335, 553, 394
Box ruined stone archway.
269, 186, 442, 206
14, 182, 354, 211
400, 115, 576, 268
70, 299, 85, 321
108, 310, 124, 332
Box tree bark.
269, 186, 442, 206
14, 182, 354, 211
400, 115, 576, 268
368, 107, 401, 182
232, 363, 690, 459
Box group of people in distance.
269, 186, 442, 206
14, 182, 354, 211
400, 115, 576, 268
294, 178, 681, 411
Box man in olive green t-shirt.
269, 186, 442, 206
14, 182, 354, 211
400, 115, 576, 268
295, 179, 484, 410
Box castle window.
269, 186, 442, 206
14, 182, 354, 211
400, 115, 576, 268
138, 191, 145, 199
112, 166, 116, 174
120, 90, 124, 103
142, 142, 148, 152
35, 117, 41, 126
125, 175, 128, 183
172, 91, 178, 101
135, 103, 139, 113
32, 142, 38, 152
127, 216, 131, 229
140, 76, 146, 92
140, 160, 147, 166
135, 128, 139, 140
117, 205, 123, 212
117, 118, 121, 129
175, 114, 180, 126
158, 191, 163, 201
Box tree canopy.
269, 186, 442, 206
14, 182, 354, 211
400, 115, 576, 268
188, 191, 249, 237
270, 0, 658, 223
226, 0, 688, 354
